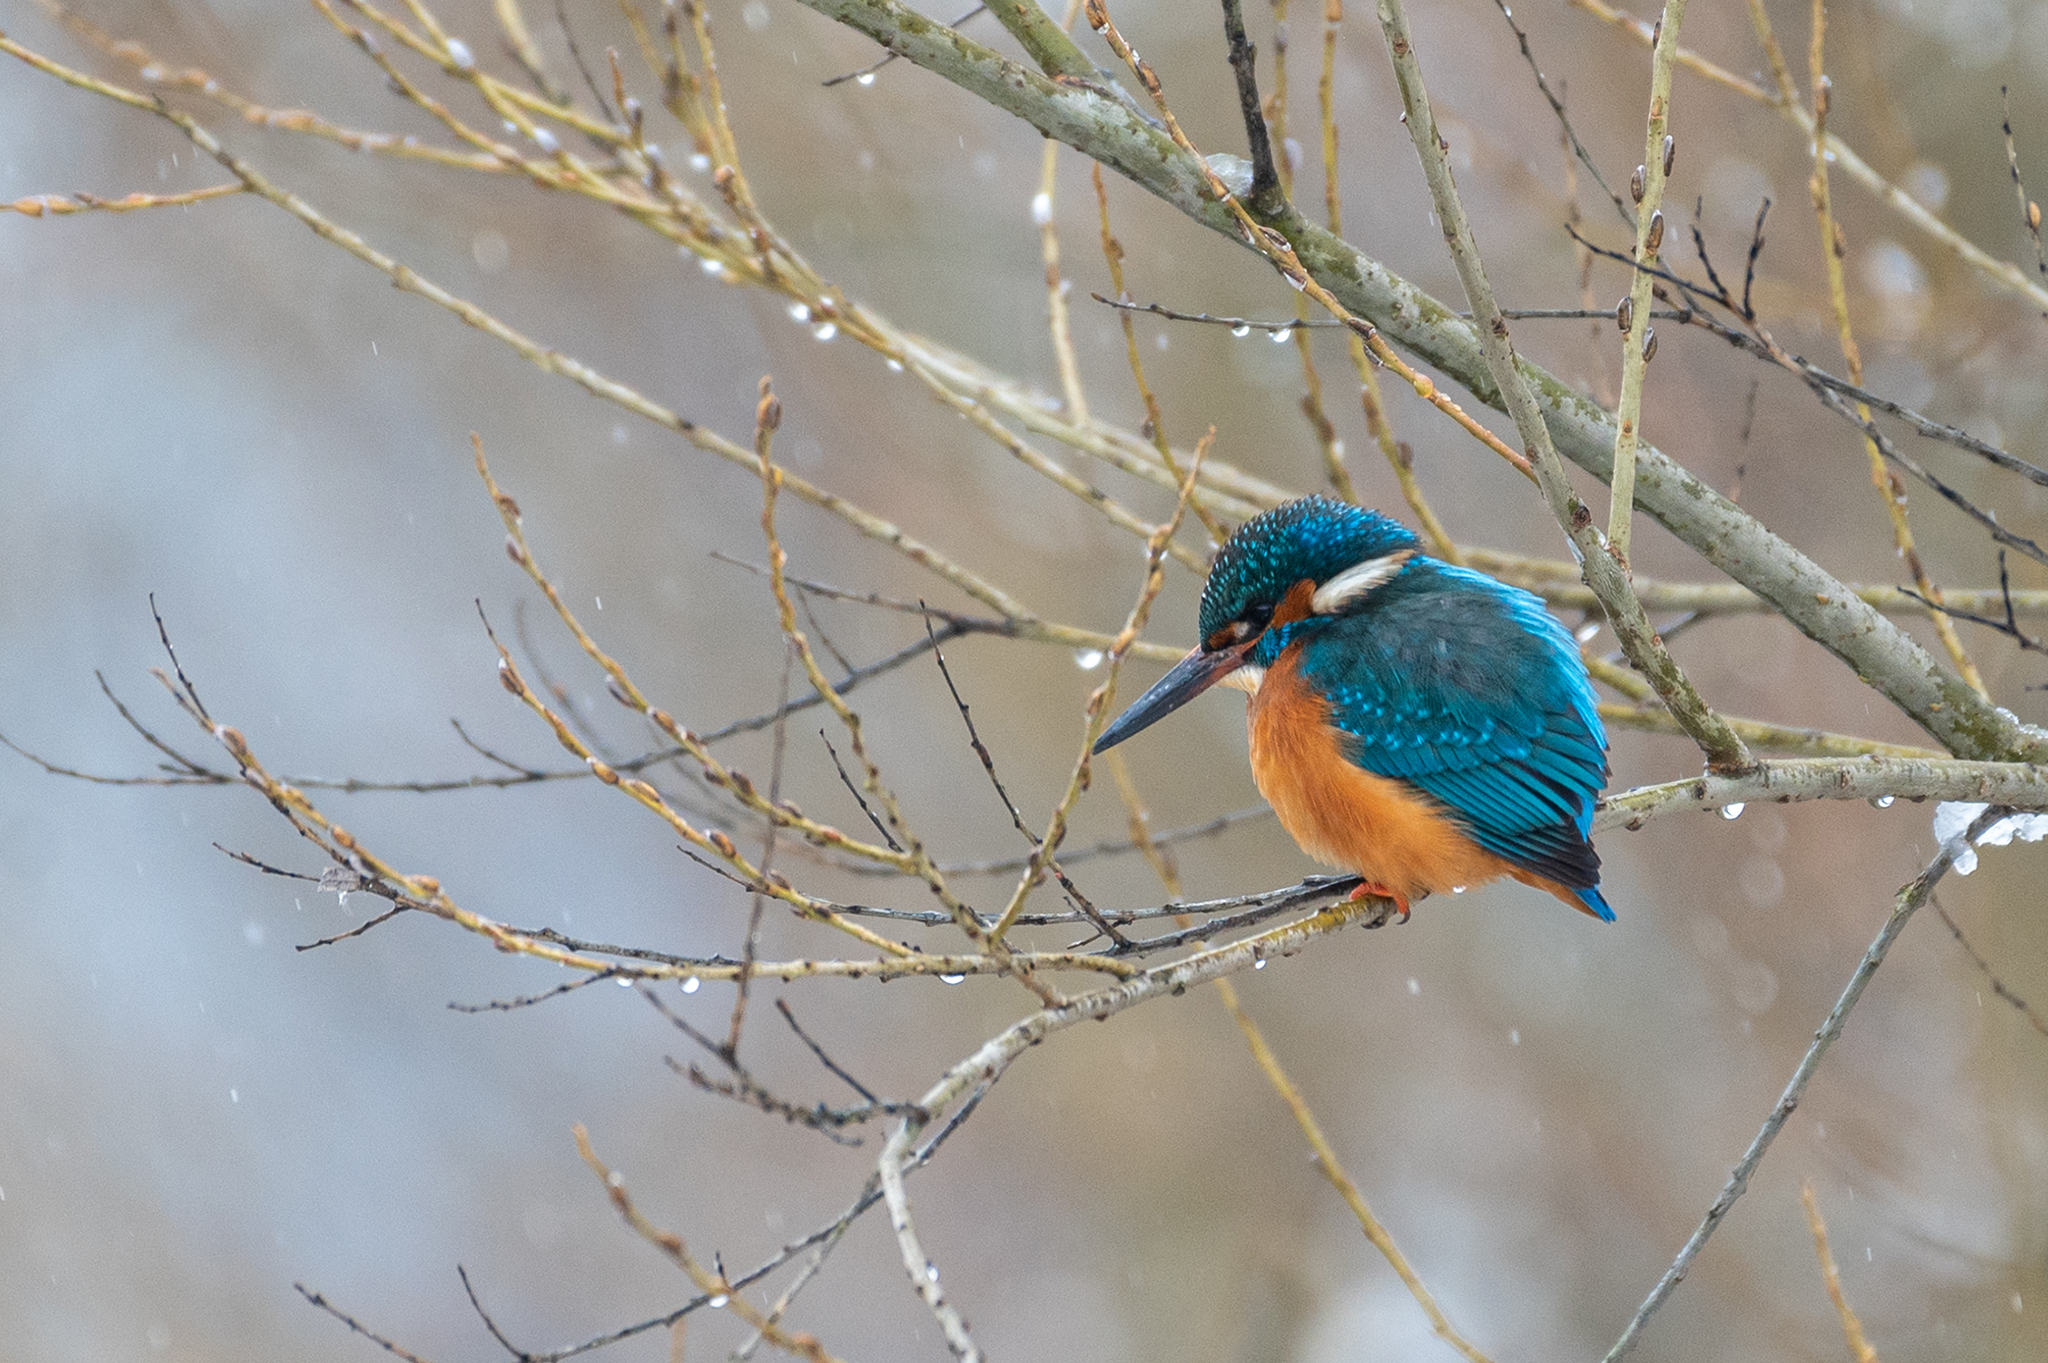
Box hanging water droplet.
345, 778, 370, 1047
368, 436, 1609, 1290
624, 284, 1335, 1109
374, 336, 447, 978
1721, 803, 1746, 820
1575, 622, 1600, 643
709, 1294, 730, 1309
617, 976, 632, 987
1031, 191, 1053, 226
1270, 327, 1293, 343
1073, 648, 1104, 670
939, 973, 966, 985
1451, 885, 1466, 894
788, 302, 811, 323
857, 71, 877, 86
445, 38, 476, 72
682, 976, 702, 994
925, 1265, 940, 1282
700, 257, 724, 275
1871, 795, 1895, 808
812, 321, 838, 341
886, 358, 905, 372
1231, 323, 1252, 337
1254, 959, 1267, 970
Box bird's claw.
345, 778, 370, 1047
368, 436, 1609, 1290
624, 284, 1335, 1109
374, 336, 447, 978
1347, 881, 1410, 927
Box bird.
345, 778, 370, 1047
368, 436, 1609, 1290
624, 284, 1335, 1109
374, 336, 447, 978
1095, 495, 1613, 922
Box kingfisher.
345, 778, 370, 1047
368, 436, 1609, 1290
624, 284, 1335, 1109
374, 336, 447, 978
1096, 496, 1613, 922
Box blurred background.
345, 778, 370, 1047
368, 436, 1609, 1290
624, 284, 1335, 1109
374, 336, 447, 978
3, 0, 2048, 1358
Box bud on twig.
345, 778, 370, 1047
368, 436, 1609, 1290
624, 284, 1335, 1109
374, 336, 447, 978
1630, 165, 1646, 203
1646, 210, 1665, 254
1662, 134, 1676, 177
1615, 296, 1634, 332
1641, 326, 1658, 362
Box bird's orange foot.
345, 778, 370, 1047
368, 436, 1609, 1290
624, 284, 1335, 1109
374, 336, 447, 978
1347, 881, 1411, 925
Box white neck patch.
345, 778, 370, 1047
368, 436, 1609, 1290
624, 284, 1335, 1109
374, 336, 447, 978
1217, 664, 1267, 695
1310, 550, 1414, 616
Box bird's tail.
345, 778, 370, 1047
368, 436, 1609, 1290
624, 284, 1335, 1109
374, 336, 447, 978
1510, 868, 1617, 922
1568, 884, 1617, 923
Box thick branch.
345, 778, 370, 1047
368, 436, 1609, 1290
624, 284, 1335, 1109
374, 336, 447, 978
786, 0, 2048, 765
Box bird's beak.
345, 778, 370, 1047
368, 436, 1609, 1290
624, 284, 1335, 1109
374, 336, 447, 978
1093, 640, 1256, 753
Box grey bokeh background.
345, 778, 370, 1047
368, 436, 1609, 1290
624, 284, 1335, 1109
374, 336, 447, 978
4, 0, 2048, 1358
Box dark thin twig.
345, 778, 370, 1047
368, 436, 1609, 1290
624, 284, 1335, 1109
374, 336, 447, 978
449, 967, 626, 1014
449, 717, 547, 776
1689, 202, 1737, 318
694, 626, 966, 744
2002, 86, 2048, 290
776, 998, 881, 1103
295, 1283, 437, 1363
921, 612, 1129, 947
820, 729, 902, 851
1218, 0, 1281, 208
1104, 875, 1363, 954
644, 988, 905, 1142
149, 593, 210, 723
709, 553, 1003, 628
930, 804, 1271, 877
797, 588, 855, 675
1584, 225, 2048, 518
213, 844, 322, 881
1933, 895, 2048, 1038
97, 669, 215, 774
296, 904, 410, 951
457, 1265, 529, 1361
0, 728, 221, 786
1902, 575, 2047, 656
554, 0, 619, 125
1742, 196, 1771, 321
1603, 806, 2007, 1361
1489, 0, 1632, 224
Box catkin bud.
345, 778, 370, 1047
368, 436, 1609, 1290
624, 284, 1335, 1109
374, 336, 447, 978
1641, 327, 1658, 362
1615, 296, 1634, 332
1630, 165, 1646, 203
1645, 210, 1665, 254
1661, 134, 1675, 177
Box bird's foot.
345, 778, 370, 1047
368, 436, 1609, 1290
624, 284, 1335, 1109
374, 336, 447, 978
1347, 881, 1411, 926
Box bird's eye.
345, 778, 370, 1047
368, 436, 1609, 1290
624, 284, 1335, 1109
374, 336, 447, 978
1243, 602, 1275, 631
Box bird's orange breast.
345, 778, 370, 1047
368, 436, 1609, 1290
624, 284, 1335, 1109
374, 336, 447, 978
1247, 646, 1513, 904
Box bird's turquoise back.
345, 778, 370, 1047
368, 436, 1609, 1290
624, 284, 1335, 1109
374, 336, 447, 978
1275, 559, 1614, 920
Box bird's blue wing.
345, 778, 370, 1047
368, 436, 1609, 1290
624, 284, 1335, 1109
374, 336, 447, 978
1294, 565, 1613, 917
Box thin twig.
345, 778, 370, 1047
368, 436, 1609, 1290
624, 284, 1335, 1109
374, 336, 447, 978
1602, 806, 2005, 1360
1800, 1185, 1881, 1363
1801, 0, 1984, 695
1487, 0, 1631, 225
923, 613, 1129, 946
1933, 897, 2048, 1039
1604, 0, 1688, 559
2002, 86, 2048, 294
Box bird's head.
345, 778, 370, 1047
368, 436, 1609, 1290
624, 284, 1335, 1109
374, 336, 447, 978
1095, 496, 1420, 753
